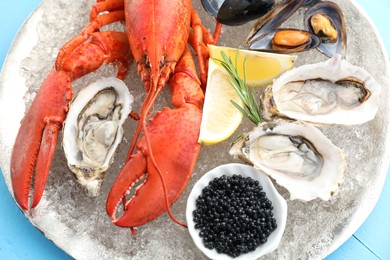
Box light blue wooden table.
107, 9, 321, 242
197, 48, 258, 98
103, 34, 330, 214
1, 1, 389, 259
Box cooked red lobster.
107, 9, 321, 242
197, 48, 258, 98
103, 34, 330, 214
10, 0, 221, 231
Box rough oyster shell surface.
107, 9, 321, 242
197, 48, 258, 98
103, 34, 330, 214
230, 120, 346, 201
62, 77, 133, 196
262, 55, 381, 125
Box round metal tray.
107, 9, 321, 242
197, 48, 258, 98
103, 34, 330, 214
1, 0, 389, 259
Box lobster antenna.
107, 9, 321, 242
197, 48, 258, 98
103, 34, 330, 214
143, 124, 188, 229
126, 84, 155, 160
139, 79, 188, 229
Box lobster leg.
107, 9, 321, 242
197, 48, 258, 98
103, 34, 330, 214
90, 0, 124, 21
124, 7, 217, 159
11, 28, 130, 210
56, 11, 126, 72
106, 47, 203, 228
188, 8, 221, 88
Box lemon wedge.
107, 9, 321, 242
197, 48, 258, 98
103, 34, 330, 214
208, 45, 297, 87
198, 59, 244, 145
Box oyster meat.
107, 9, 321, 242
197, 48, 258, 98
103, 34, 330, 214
262, 55, 381, 125
63, 77, 133, 196
230, 120, 346, 201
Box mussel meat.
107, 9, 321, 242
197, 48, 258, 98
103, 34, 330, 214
273, 29, 312, 49
310, 13, 338, 42
249, 28, 321, 53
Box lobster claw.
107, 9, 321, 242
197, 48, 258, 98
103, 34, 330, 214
106, 47, 204, 230
10, 25, 130, 210
106, 105, 202, 228
11, 68, 72, 210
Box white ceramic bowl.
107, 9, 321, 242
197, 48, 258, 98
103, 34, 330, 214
186, 163, 287, 260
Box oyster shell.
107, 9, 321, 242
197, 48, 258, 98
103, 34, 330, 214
63, 77, 133, 196
230, 120, 346, 201
262, 55, 381, 125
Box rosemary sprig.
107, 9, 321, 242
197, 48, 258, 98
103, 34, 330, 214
215, 50, 262, 125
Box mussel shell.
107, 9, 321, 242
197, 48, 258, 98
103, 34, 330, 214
304, 1, 347, 58
200, 0, 225, 17
217, 0, 279, 26
302, 0, 321, 7
247, 0, 305, 42
249, 28, 321, 54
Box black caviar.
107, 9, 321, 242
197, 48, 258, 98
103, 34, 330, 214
193, 174, 277, 258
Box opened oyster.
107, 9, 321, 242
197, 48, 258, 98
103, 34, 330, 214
262, 55, 381, 125
63, 77, 133, 196
230, 120, 346, 201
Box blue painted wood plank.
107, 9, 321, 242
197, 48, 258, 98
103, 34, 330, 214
355, 0, 390, 54
0, 174, 71, 259
0, 1, 72, 259
0, 0, 42, 66
353, 171, 390, 259
326, 168, 390, 260
326, 235, 379, 260
337, 1, 390, 259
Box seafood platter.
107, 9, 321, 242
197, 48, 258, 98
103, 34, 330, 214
0, 0, 389, 259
